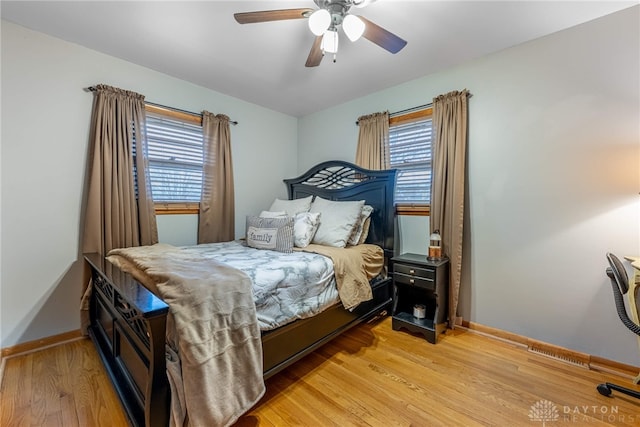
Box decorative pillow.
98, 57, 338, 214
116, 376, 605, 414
357, 217, 372, 245
293, 212, 321, 248
269, 196, 313, 218
259, 210, 287, 218
246, 216, 294, 253
310, 197, 365, 248
347, 205, 374, 246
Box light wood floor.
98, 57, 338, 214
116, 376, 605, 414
2, 317, 639, 426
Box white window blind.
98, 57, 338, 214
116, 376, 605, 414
145, 113, 204, 202
389, 118, 432, 204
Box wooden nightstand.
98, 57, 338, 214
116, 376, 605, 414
391, 253, 449, 344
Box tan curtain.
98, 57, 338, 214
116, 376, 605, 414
198, 112, 235, 243
81, 84, 158, 332
355, 111, 390, 170
430, 89, 469, 329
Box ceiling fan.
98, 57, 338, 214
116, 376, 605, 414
234, 0, 407, 67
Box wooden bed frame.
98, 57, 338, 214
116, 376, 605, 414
84, 160, 397, 427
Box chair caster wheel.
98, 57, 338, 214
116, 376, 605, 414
597, 383, 612, 397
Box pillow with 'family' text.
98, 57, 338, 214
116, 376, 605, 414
246, 216, 294, 253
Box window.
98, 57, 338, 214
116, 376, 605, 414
144, 105, 204, 214
388, 108, 433, 215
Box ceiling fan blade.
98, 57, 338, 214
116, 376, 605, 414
234, 8, 313, 24
305, 36, 324, 67
358, 16, 407, 54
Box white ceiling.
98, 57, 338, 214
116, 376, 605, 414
2, 1, 637, 117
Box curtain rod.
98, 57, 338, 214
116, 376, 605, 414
355, 91, 474, 125
85, 86, 238, 125
355, 103, 433, 125
390, 103, 433, 117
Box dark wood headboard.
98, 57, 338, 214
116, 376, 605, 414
284, 160, 397, 259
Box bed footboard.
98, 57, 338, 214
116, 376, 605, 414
262, 276, 392, 378
84, 253, 170, 427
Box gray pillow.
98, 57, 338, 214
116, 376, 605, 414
246, 216, 294, 253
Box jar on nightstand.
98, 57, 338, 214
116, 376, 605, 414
428, 230, 443, 261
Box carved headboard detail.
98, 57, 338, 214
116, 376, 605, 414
284, 160, 397, 259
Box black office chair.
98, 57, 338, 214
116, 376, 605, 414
596, 253, 640, 399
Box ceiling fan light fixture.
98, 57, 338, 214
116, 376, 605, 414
321, 29, 339, 54
233, 0, 406, 67
308, 9, 331, 36
342, 14, 365, 42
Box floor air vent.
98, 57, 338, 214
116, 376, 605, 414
527, 345, 590, 368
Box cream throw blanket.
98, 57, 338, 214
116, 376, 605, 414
108, 244, 265, 427
299, 243, 384, 310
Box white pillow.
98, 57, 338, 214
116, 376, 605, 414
294, 212, 321, 248
269, 196, 313, 217
347, 205, 374, 246
310, 197, 365, 248
259, 210, 287, 218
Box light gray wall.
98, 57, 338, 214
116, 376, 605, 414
298, 7, 640, 366
0, 21, 298, 347
156, 214, 199, 247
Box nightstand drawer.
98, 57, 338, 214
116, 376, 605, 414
393, 272, 435, 290
393, 263, 435, 280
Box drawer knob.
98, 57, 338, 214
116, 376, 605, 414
409, 279, 415, 284
409, 269, 415, 274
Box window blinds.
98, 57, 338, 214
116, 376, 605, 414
145, 113, 204, 202
389, 118, 432, 204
